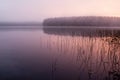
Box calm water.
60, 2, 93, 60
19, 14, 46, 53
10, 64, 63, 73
0, 26, 120, 80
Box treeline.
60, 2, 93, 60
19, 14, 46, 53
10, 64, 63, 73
0, 22, 42, 26
43, 16, 120, 26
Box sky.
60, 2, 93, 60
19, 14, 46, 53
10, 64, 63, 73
0, 0, 120, 22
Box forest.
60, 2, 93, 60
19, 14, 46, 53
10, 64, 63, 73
43, 16, 120, 26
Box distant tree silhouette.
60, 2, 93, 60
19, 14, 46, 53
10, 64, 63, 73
43, 16, 120, 26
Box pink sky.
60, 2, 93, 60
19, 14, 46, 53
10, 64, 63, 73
0, 0, 120, 22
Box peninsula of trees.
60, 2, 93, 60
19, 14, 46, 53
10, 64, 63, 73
43, 16, 120, 26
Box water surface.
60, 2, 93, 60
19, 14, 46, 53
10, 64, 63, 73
0, 26, 120, 80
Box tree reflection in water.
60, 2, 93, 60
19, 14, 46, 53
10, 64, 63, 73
43, 27, 120, 80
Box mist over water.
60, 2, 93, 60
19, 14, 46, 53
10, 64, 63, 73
0, 26, 119, 80
1, 0, 120, 79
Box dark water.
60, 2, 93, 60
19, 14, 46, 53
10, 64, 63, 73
0, 27, 120, 80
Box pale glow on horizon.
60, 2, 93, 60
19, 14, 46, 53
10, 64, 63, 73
0, 0, 120, 22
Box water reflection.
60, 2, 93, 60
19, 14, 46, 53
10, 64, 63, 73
0, 28, 120, 80
43, 27, 120, 37
43, 28, 120, 80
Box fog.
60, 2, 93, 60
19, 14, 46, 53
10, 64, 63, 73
0, 0, 120, 22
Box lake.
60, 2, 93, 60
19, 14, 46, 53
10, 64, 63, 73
0, 26, 120, 80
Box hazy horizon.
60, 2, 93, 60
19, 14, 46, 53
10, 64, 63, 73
1, 0, 120, 22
